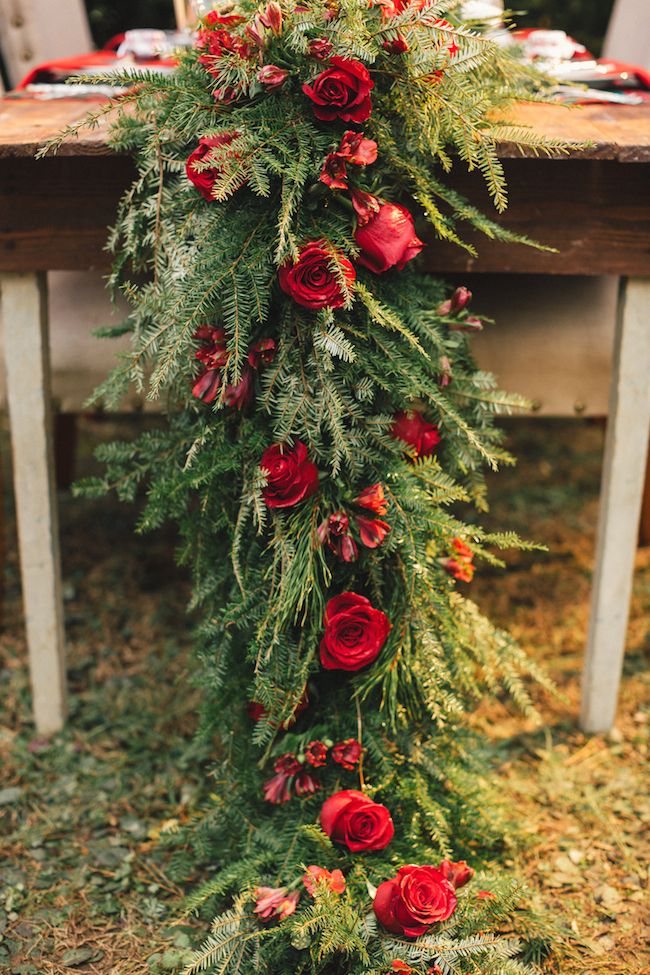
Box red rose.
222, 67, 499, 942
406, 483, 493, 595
320, 789, 394, 852
439, 859, 474, 890
392, 410, 441, 457
352, 189, 424, 273
320, 592, 391, 671
374, 865, 457, 937
302, 56, 374, 123
260, 440, 320, 509
279, 242, 355, 310
331, 738, 362, 770
186, 132, 239, 202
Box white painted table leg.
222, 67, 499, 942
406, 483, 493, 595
1, 271, 67, 735
580, 277, 650, 733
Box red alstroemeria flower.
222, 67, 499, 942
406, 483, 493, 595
303, 865, 346, 896
254, 886, 300, 921
354, 483, 388, 515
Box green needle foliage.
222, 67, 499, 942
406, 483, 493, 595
57, 2, 563, 972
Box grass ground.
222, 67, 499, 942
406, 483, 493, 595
0, 417, 648, 975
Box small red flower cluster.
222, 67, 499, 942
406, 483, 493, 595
263, 737, 362, 804
263, 752, 320, 805
441, 537, 475, 583
437, 286, 483, 333
320, 131, 378, 191
304, 737, 363, 771
254, 885, 299, 922
192, 327, 275, 409
317, 483, 390, 563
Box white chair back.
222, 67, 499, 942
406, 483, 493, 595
0, 0, 92, 89
604, 0, 650, 70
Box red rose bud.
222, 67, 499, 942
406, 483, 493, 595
248, 337, 276, 368
439, 859, 475, 890
259, 1, 283, 33
305, 740, 328, 767
320, 592, 391, 671
186, 132, 239, 201
374, 865, 457, 937
279, 241, 355, 310
321, 789, 394, 852
351, 190, 424, 273
354, 483, 388, 515
331, 738, 362, 770
383, 33, 409, 54
258, 64, 289, 90
450, 315, 483, 334
451, 286, 472, 312
254, 886, 299, 922
295, 769, 320, 796
303, 865, 346, 896
477, 889, 496, 900
260, 440, 320, 509
392, 410, 441, 457
308, 37, 334, 60
356, 514, 390, 549
302, 56, 374, 124
339, 534, 359, 563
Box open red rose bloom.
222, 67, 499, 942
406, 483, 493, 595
320, 592, 391, 671
260, 440, 319, 508
279, 241, 355, 309
321, 789, 394, 852
302, 56, 374, 123
374, 864, 458, 936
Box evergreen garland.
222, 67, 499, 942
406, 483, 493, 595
54, 2, 565, 971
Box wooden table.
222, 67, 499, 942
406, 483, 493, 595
1, 96, 649, 736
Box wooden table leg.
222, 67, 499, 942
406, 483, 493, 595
0, 271, 67, 735
580, 277, 650, 733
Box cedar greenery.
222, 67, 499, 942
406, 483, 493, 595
51, 2, 563, 972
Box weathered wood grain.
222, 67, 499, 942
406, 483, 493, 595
580, 277, 650, 733
0, 270, 67, 735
